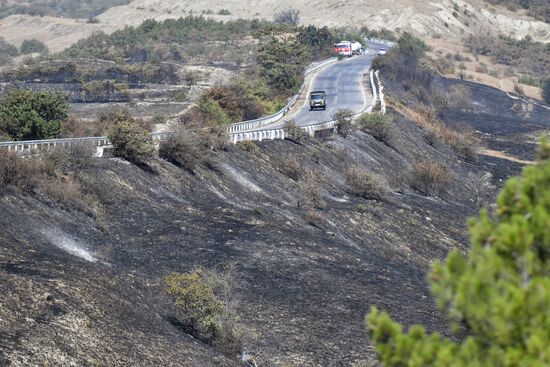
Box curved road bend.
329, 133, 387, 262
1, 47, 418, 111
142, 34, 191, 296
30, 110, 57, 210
256, 41, 386, 131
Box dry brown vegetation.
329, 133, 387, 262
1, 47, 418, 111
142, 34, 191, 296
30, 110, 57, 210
345, 165, 387, 201
297, 169, 325, 210
62, 108, 154, 138
277, 152, 301, 181
409, 160, 451, 196
0, 146, 104, 219
283, 121, 307, 144
159, 130, 206, 172
404, 105, 481, 161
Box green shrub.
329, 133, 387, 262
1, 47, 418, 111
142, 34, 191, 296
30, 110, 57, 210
217, 9, 231, 15
333, 109, 354, 138
164, 266, 245, 354
107, 121, 154, 164
368, 139, 550, 366
345, 165, 387, 200
164, 270, 223, 340
20, 39, 48, 55
359, 113, 393, 142
0, 89, 69, 140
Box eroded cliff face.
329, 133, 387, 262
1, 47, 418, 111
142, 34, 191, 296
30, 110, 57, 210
2, 74, 549, 366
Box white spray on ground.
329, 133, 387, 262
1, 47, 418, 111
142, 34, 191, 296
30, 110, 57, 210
39, 227, 98, 263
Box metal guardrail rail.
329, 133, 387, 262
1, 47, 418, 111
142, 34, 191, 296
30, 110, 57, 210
228, 69, 379, 144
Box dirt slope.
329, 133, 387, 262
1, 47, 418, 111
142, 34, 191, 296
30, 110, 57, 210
1, 0, 549, 52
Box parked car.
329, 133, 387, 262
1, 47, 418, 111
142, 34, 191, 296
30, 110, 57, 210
378, 48, 387, 55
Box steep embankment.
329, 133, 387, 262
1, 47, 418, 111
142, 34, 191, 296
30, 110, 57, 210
0, 81, 521, 365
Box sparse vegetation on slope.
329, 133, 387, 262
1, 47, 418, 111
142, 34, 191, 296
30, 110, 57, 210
0, 0, 130, 19
465, 33, 550, 83
485, 0, 550, 23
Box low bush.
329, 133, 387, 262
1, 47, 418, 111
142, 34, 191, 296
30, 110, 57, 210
283, 121, 307, 144
433, 85, 472, 112
333, 109, 354, 138
440, 126, 480, 162
345, 165, 387, 200
159, 130, 205, 172
0, 149, 103, 218
38, 175, 102, 218
20, 39, 48, 55
277, 153, 301, 180
409, 160, 451, 196
0, 150, 47, 193
273, 8, 300, 26
164, 266, 245, 354
107, 121, 154, 164
45, 143, 96, 174
236, 141, 260, 154
359, 113, 393, 143
412, 106, 479, 160
297, 169, 325, 210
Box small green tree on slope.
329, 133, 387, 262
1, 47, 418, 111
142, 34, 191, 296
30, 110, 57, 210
367, 139, 550, 366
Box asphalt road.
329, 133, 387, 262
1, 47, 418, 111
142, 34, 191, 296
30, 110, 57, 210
291, 52, 375, 126
257, 41, 387, 131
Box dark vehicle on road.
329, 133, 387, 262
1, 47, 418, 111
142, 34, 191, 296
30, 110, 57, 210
309, 90, 326, 110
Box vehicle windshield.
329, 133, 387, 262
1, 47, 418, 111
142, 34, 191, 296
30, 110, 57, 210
310, 94, 325, 100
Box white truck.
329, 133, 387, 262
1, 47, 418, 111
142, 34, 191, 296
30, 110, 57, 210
334, 41, 362, 57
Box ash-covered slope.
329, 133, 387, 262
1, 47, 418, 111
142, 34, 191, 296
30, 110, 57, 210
0, 93, 510, 366
5, 66, 550, 365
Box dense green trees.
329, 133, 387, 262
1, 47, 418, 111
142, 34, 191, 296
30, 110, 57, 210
0, 89, 69, 140
19, 39, 48, 55
0, 37, 18, 66
368, 139, 550, 366
298, 25, 335, 61
257, 36, 309, 94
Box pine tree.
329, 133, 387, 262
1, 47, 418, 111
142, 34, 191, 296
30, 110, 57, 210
367, 139, 550, 366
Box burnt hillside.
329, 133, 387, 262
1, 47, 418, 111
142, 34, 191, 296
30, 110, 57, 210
2, 77, 549, 366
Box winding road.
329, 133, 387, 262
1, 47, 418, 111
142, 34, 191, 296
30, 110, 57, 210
258, 41, 386, 130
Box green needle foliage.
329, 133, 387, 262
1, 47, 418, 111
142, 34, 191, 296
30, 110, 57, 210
367, 138, 550, 366
0, 89, 69, 140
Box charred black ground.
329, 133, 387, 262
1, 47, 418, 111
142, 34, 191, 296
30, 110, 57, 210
1, 75, 549, 366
